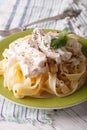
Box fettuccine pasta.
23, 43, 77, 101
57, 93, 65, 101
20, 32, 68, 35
0, 28, 87, 98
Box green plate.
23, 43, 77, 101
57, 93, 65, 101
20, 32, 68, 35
0, 29, 87, 109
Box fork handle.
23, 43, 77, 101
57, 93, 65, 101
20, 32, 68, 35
0, 9, 81, 37
23, 9, 81, 30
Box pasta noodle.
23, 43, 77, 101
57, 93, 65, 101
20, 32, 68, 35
0, 28, 87, 98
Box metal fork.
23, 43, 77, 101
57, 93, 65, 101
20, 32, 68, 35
0, 9, 81, 37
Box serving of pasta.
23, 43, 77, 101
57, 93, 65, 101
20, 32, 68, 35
0, 28, 87, 98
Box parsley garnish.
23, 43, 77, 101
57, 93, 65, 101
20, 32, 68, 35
51, 36, 67, 49
51, 28, 72, 49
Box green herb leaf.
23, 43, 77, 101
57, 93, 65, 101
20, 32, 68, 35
59, 28, 72, 38
51, 35, 67, 49
51, 28, 70, 49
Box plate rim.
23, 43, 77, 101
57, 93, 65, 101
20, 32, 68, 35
0, 94, 87, 109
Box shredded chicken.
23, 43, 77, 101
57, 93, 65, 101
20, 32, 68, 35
32, 28, 72, 64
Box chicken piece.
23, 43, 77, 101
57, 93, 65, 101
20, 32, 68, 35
32, 28, 72, 64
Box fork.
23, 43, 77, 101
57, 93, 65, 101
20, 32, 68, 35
0, 9, 81, 37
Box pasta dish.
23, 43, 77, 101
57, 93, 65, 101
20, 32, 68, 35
0, 28, 87, 98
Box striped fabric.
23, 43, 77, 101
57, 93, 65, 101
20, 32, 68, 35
0, 0, 87, 124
